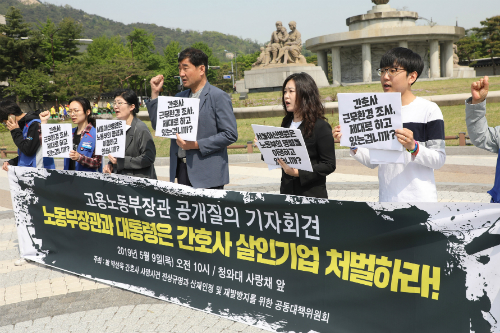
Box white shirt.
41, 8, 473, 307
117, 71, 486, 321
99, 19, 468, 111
351, 97, 446, 202
289, 121, 302, 130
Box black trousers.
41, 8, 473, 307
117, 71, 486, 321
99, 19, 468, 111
176, 159, 224, 190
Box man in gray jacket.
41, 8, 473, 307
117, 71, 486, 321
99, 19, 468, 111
465, 76, 500, 202
146, 48, 238, 189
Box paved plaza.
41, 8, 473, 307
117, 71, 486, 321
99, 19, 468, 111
0, 147, 496, 332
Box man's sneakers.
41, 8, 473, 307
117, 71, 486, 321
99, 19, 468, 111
14, 258, 27, 266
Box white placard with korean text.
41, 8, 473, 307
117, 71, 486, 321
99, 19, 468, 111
156, 96, 200, 141
41, 123, 72, 158
252, 124, 313, 172
95, 120, 126, 158
338, 92, 403, 151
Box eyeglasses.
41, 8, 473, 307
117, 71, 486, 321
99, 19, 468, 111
67, 109, 82, 116
377, 67, 406, 77
112, 102, 130, 107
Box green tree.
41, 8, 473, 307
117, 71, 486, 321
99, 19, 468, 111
0, 7, 45, 94
5, 68, 55, 110
56, 18, 84, 60
126, 28, 161, 95
162, 41, 181, 95
111, 57, 151, 90
127, 28, 155, 62
53, 59, 100, 101
38, 18, 63, 72
84, 35, 130, 64
234, 51, 260, 79
473, 15, 500, 75
191, 42, 220, 83
456, 33, 482, 64
54, 55, 151, 103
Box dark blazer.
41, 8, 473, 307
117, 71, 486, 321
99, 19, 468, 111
109, 117, 157, 179
146, 83, 238, 188
280, 117, 336, 198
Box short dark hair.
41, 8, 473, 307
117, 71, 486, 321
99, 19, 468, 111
114, 89, 139, 116
68, 97, 95, 127
0, 100, 22, 122
178, 48, 208, 70
380, 47, 424, 85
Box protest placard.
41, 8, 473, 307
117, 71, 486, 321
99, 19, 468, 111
41, 123, 72, 158
252, 124, 313, 172
156, 96, 199, 141
338, 93, 402, 150
95, 120, 126, 158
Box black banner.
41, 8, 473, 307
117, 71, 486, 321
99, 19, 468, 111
9, 167, 500, 333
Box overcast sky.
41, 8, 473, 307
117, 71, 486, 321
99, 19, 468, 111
42, 0, 497, 44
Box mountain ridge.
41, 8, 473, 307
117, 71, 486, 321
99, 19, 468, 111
0, 0, 262, 59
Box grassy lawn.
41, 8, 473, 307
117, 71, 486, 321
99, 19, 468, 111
230, 76, 500, 108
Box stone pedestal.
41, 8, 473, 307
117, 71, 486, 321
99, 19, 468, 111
235, 79, 248, 93
244, 65, 330, 93
453, 67, 476, 78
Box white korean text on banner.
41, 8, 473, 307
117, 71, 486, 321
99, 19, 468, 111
96, 120, 126, 158
156, 96, 200, 141
338, 93, 402, 150
9, 167, 500, 333
252, 124, 313, 172
41, 123, 72, 158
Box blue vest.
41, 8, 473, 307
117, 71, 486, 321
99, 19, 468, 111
18, 119, 55, 169
488, 151, 500, 203
64, 126, 102, 172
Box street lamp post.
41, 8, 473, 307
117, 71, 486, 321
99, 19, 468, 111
143, 79, 147, 100
224, 50, 237, 91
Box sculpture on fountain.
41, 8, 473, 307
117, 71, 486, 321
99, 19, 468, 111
253, 21, 307, 68
243, 20, 329, 93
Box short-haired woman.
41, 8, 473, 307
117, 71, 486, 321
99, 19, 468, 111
103, 89, 157, 179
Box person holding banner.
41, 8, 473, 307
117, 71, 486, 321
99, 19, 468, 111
333, 47, 446, 202
276, 72, 336, 198
147, 48, 237, 189
465, 76, 500, 202
40, 97, 102, 172
104, 89, 157, 179
0, 100, 55, 266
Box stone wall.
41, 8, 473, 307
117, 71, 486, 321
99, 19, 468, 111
339, 42, 431, 84
408, 43, 431, 79
340, 46, 363, 83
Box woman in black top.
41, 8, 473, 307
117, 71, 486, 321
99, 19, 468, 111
277, 72, 336, 198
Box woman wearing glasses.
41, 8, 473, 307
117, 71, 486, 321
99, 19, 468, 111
41, 97, 102, 172
103, 89, 157, 179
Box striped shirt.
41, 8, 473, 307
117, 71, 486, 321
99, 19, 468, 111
353, 97, 446, 202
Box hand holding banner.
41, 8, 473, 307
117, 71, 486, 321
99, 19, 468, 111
42, 123, 72, 158
338, 93, 402, 151
252, 124, 313, 172
96, 120, 126, 158
156, 96, 199, 141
